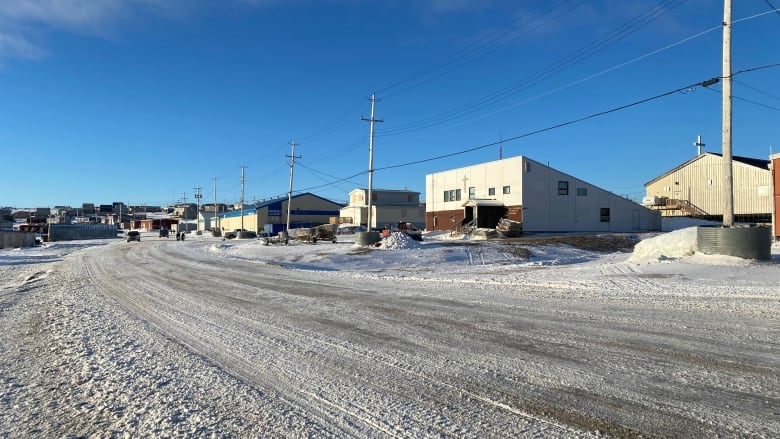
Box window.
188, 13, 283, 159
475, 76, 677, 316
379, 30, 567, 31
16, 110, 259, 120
600, 208, 610, 222
488, 187, 495, 196
455, 189, 462, 201
443, 191, 448, 202
468, 187, 475, 199
558, 181, 569, 195
502, 186, 510, 194
433, 216, 438, 227
576, 187, 588, 196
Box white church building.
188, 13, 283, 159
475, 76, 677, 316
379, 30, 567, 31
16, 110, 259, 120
425, 155, 661, 233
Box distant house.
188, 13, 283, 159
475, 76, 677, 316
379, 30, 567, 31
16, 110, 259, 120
172, 203, 197, 220
218, 193, 343, 234
426, 155, 660, 233
81, 203, 96, 215
0, 214, 13, 231
340, 188, 426, 230
643, 152, 771, 222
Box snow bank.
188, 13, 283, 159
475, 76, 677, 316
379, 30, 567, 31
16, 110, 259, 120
627, 227, 697, 263
379, 232, 421, 250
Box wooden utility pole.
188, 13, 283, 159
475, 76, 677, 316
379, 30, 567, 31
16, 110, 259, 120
213, 178, 218, 232
286, 140, 301, 235
362, 94, 383, 230
240, 165, 246, 231
722, 0, 734, 227
194, 186, 202, 231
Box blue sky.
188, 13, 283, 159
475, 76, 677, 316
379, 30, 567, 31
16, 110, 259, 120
1, 0, 779, 208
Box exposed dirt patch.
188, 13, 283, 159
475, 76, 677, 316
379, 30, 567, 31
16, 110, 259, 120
501, 245, 532, 259
504, 234, 641, 254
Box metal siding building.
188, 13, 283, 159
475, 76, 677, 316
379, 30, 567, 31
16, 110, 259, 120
644, 153, 771, 219
426, 156, 660, 233
340, 189, 426, 229
218, 193, 342, 233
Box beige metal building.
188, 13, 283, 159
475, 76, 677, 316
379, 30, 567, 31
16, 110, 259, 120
643, 152, 771, 221
339, 188, 426, 230
218, 193, 342, 234
426, 156, 660, 233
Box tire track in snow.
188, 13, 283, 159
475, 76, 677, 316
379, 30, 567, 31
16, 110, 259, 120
81, 240, 592, 437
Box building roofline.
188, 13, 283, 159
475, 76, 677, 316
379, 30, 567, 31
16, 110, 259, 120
644, 152, 770, 187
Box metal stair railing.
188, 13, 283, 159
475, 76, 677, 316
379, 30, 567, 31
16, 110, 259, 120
665, 199, 709, 218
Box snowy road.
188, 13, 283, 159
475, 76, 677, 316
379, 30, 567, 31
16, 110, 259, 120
1, 235, 778, 438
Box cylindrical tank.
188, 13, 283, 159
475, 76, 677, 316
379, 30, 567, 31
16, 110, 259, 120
696, 225, 771, 260
355, 231, 381, 246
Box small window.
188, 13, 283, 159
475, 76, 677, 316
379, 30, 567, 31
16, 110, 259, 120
443, 191, 448, 202
450, 215, 456, 222
502, 186, 510, 194
600, 208, 610, 222
468, 187, 475, 199
576, 187, 587, 196
455, 189, 462, 201
488, 187, 496, 196
558, 181, 569, 196
433, 216, 438, 227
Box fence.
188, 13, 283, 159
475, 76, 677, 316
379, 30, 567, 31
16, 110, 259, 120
49, 224, 118, 241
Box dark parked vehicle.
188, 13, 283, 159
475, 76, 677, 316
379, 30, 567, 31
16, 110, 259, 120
159, 228, 170, 238
126, 231, 141, 242
224, 229, 256, 239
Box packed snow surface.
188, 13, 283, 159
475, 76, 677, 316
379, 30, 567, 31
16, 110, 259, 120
1, 225, 778, 438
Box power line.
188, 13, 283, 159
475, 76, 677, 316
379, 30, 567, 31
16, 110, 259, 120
289, 75, 725, 194
704, 84, 780, 111
376, 0, 686, 137
762, 0, 780, 16
376, 63, 780, 172
733, 79, 780, 101
378, 82, 710, 171
378, 0, 587, 99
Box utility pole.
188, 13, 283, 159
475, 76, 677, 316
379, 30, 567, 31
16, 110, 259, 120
361, 93, 383, 231
286, 140, 301, 235
213, 178, 218, 233
722, 0, 734, 227
180, 193, 187, 232
194, 186, 202, 231
240, 165, 246, 231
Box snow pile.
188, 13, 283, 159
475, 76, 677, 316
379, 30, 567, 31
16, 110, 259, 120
379, 232, 421, 250
628, 227, 697, 263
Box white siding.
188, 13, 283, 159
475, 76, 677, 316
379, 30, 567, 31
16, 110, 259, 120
427, 156, 660, 233
645, 154, 771, 216
521, 157, 659, 232
426, 156, 524, 214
